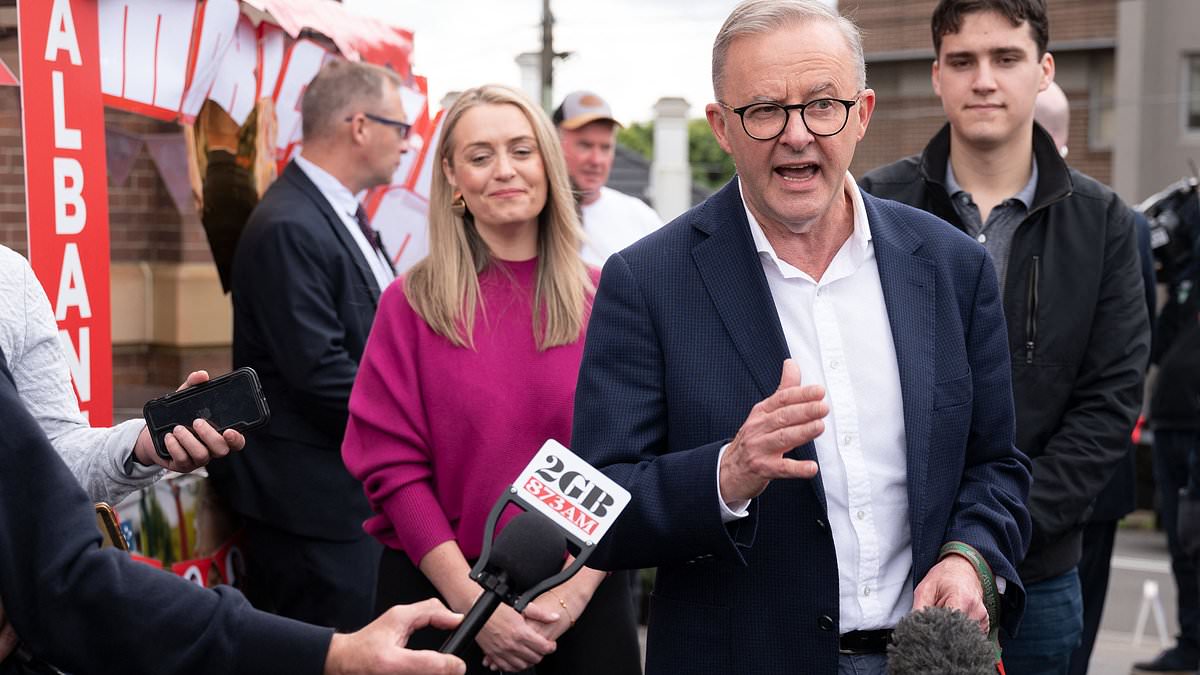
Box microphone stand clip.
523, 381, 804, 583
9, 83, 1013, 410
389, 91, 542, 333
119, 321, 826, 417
471, 488, 596, 612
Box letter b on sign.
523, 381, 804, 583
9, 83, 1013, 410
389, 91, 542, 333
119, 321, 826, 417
53, 156, 86, 234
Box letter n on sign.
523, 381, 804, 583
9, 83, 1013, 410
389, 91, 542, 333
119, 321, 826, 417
18, 0, 113, 424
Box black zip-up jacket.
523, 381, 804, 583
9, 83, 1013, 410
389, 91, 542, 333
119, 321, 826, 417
860, 123, 1150, 584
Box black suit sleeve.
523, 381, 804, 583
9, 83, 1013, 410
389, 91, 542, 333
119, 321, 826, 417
0, 355, 332, 675
234, 215, 361, 437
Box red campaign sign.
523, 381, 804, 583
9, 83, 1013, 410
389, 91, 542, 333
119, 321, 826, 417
355, 27, 414, 80
18, 0, 113, 425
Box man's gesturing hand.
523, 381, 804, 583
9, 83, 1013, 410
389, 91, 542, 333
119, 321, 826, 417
719, 359, 827, 503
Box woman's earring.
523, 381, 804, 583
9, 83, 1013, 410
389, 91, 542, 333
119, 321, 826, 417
450, 191, 467, 218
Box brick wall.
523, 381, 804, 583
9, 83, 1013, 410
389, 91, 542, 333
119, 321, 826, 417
113, 345, 232, 420
851, 92, 947, 177
845, 0, 940, 56
1062, 90, 1112, 186
846, 0, 1118, 55
0, 86, 25, 251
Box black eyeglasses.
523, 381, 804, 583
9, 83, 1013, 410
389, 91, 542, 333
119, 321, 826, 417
719, 97, 858, 140
345, 112, 412, 139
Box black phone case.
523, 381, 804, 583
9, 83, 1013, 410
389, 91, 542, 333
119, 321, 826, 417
142, 367, 270, 460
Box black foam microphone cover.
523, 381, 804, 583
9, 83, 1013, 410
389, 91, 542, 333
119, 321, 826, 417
489, 511, 567, 592
887, 606, 996, 675
439, 511, 568, 656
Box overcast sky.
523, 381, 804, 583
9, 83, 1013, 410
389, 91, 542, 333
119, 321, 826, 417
343, 0, 739, 124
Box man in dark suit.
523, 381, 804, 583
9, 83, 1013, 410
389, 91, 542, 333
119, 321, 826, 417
0, 347, 466, 675
571, 1, 1032, 673
208, 59, 409, 631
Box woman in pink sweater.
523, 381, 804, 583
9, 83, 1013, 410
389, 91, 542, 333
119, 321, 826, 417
342, 85, 640, 675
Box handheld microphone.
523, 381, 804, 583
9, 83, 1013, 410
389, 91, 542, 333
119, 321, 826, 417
439, 511, 567, 656
887, 606, 997, 675
437, 440, 631, 656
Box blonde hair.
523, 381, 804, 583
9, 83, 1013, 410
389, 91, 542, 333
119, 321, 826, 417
404, 84, 593, 351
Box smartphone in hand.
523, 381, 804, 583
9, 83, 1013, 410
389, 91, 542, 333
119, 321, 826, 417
142, 367, 270, 460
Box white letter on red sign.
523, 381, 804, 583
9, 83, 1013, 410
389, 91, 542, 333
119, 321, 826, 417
57, 327, 91, 403
55, 242, 92, 321
52, 71, 81, 150
53, 157, 86, 235
44, 0, 82, 65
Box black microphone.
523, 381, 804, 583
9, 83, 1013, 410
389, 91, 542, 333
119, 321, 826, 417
887, 606, 997, 675
439, 511, 567, 656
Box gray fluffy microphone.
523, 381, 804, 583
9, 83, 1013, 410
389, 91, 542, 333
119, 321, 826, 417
887, 606, 997, 675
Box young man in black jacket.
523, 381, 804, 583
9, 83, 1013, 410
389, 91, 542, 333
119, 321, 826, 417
860, 1, 1150, 672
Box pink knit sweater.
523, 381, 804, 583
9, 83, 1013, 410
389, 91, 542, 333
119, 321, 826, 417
342, 258, 597, 565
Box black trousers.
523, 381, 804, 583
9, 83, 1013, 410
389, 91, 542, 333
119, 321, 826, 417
377, 546, 642, 675
240, 517, 381, 632
1067, 519, 1118, 675
1153, 430, 1200, 654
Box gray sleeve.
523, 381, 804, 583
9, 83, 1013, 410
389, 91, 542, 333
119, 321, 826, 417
1, 247, 163, 504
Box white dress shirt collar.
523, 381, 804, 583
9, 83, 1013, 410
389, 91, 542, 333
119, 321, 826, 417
292, 155, 395, 291
741, 172, 872, 282
294, 154, 363, 220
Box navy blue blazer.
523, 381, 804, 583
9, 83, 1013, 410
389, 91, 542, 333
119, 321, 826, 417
208, 161, 381, 540
572, 178, 1032, 674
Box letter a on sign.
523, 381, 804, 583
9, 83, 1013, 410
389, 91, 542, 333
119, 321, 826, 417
18, 0, 114, 424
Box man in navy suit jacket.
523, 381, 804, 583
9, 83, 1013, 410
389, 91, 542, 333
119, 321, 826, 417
207, 59, 409, 631
571, 2, 1032, 673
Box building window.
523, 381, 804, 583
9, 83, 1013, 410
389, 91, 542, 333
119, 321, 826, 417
1188, 54, 1200, 133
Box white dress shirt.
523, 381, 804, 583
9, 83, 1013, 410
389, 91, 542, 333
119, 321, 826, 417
293, 155, 395, 292
719, 174, 913, 632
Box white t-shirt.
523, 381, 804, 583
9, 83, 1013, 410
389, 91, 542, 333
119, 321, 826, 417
579, 186, 663, 267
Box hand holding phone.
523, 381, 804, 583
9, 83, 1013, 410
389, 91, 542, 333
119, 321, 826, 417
142, 367, 270, 462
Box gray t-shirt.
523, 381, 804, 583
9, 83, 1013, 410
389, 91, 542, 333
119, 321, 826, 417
945, 159, 1038, 290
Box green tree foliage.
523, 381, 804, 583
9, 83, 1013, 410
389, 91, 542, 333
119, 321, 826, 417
617, 119, 736, 190
688, 119, 736, 189
618, 121, 653, 159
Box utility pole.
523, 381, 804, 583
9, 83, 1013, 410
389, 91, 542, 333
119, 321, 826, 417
540, 0, 554, 112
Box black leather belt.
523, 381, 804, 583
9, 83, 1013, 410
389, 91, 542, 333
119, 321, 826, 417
839, 628, 894, 655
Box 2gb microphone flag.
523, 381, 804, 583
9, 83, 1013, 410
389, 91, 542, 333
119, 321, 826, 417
510, 440, 632, 546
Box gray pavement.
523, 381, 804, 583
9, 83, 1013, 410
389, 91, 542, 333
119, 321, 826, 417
1081, 525, 1186, 675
